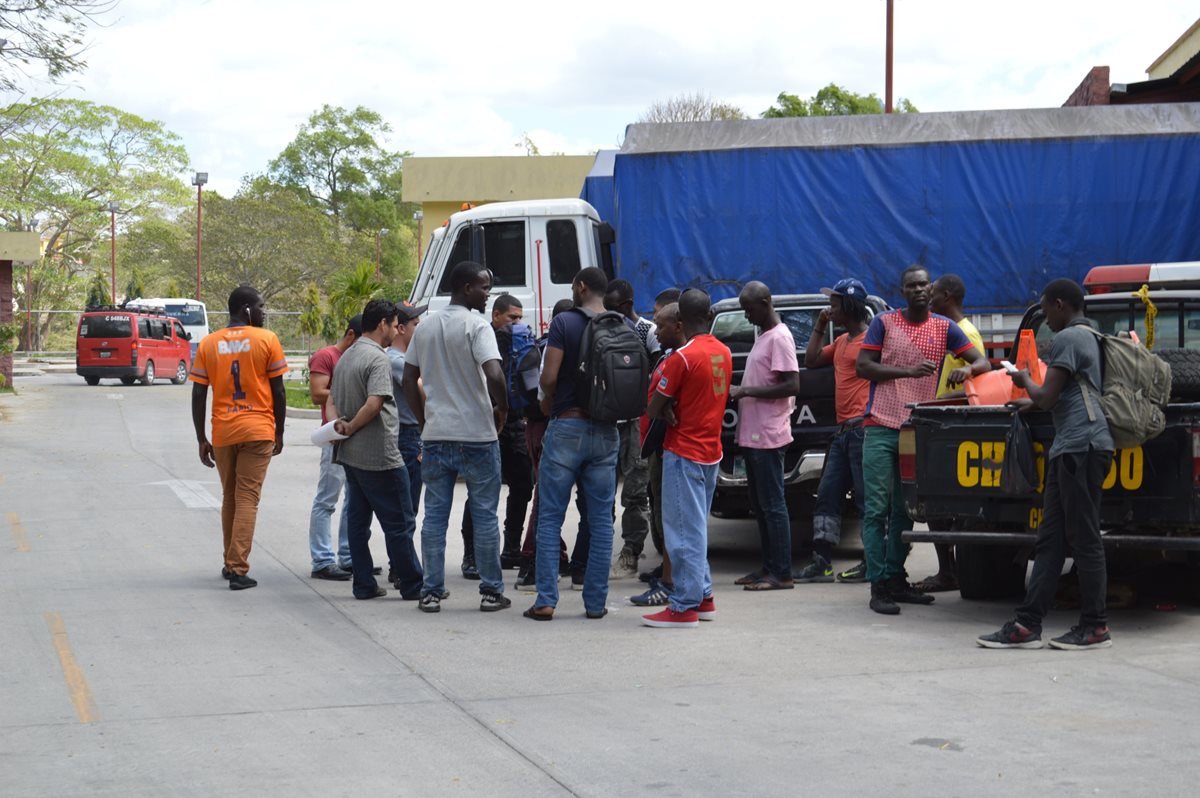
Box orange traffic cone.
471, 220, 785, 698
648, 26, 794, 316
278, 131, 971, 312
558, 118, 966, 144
1010, 328, 1044, 401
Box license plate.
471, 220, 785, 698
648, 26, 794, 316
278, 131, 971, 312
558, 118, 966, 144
99, 351, 111, 359
732, 456, 746, 479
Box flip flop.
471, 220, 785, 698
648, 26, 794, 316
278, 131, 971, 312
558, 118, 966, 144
744, 574, 795, 591
911, 574, 959, 593
734, 569, 767, 586
523, 606, 554, 621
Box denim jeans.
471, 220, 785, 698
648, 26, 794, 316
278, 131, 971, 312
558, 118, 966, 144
308, 444, 353, 571
397, 425, 423, 515
462, 431, 534, 556
1017, 449, 1112, 630
342, 464, 424, 599
661, 451, 716, 613
861, 426, 911, 584
534, 418, 618, 614
744, 445, 792, 578
812, 427, 865, 546
421, 441, 505, 597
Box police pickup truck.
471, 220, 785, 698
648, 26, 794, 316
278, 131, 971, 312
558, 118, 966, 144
900, 278, 1200, 600
708, 293, 890, 539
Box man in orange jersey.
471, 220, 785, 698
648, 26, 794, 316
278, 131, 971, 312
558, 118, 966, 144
190, 285, 289, 590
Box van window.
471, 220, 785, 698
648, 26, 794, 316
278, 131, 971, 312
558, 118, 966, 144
779, 308, 821, 348
711, 312, 756, 355
547, 220, 580, 284
174, 321, 187, 340
150, 320, 168, 340
138, 318, 150, 338
80, 315, 132, 338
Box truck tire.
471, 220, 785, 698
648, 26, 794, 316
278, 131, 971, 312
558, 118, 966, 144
1156, 348, 1200, 400
956, 542, 1027, 601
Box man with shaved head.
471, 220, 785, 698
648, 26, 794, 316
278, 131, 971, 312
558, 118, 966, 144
731, 281, 800, 591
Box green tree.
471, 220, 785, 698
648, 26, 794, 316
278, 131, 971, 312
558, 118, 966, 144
298, 281, 323, 339
0, 1, 114, 93
124, 266, 144, 302
762, 84, 919, 117
84, 268, 109, 308
639, 92, 747, 123
327, 262, 380, 331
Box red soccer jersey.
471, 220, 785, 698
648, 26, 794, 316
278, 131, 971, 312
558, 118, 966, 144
656, 334, 732, 465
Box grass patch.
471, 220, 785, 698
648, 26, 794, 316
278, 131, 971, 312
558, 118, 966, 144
285, 381, 318, 410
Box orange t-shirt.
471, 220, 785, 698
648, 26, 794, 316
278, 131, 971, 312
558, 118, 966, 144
189, 325, 288, 447
821, 331, 870, 423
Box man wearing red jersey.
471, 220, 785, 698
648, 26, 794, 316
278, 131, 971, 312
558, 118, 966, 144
642, 289, 732, 628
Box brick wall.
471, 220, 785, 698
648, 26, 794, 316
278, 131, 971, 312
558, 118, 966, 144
1, 260, 12, 385
1063, 66, 1111, 107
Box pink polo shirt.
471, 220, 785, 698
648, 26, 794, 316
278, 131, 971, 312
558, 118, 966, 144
736, 323, 799, 450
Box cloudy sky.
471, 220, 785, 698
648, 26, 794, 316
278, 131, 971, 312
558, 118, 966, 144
31, 1, 1200, 196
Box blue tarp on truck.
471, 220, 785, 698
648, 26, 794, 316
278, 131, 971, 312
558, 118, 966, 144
605, 104, 1200, 310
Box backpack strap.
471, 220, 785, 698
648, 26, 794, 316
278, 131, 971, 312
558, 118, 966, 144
1075, 325, 1103, 422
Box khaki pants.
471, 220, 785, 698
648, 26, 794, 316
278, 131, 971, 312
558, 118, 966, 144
213, 439, 274, 575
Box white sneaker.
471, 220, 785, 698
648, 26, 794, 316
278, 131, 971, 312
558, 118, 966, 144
610, 547, 639, 579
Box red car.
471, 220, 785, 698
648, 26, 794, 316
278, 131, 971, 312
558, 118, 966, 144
76, 308, 192, 386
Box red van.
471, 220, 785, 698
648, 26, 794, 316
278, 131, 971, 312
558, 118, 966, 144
76, 308, 193, 386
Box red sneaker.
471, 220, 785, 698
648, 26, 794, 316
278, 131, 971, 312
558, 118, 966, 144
641, 607, 700, 628
696, 595, 716, 621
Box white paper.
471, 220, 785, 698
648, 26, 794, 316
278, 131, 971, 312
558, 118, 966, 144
310, 419, 349, 446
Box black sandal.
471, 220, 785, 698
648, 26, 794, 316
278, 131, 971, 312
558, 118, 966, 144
523, 606, 554, 621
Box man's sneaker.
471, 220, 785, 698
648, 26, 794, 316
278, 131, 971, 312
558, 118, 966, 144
418, 593, 441, 613
887, 576, 935, 605
977, 621, 1044, 649
628, 580, 673, 607
695, 594, 717, 621
794, 555, 835, 583
611, 547, 639, 579
480, 592, 512, 613
639, 564, 663, 584
869, 582, 899, 615
837, 561, 867, 583
1048, 624, 1112, 650
228, 574, 257, 591
571, 572, 585, 591
311, 565, 352, 581
514, 569, 537, 592
461, 557, 480, 580
641, 607, 700, 628
500, 550, 523, 570
221, 567, 233, 580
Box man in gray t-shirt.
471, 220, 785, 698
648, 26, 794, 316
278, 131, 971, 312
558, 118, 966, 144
978, 278, 1115, 652
331, 299, 423, 601
404, 261, 511, 613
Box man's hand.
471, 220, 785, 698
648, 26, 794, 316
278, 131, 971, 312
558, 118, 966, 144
539, 395, 552, 418
908, 360, 938, 379
1006, 397, 1035, 413
947, 366, 973, 387
1010, 368, 1031, 389
273, 433, 284, 456
494, 408, 507, 432
816, 307, 832, 329
729, 385, 747, 402
334, 418, 352, 437
662, 403, 678, 427
198, 439, 215, 468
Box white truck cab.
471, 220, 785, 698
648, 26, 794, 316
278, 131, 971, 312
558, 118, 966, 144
408, 198, 614, 335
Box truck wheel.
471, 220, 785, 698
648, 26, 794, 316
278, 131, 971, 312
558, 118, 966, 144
1156, 348, 1200, 400
141, 360, 155, 386
956, 543, 1027, 601
84, 375, 100, 386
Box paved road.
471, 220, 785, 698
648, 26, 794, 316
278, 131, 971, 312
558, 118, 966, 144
2, 374, 1198, 797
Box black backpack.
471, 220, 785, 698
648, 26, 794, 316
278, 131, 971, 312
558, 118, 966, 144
573, 308, 650, 422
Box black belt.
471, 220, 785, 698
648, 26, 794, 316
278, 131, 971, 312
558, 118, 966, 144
836, 416, 864, 434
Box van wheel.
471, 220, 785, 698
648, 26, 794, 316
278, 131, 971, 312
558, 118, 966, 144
141, 360, 155, 386
172, 361, 188, 384
84, 375, 100, 386
120, 376, 137, 386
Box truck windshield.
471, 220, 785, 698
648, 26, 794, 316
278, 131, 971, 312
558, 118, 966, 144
164, 304, 205, 326
80, 316, 132, 338
412, 231, 444, 301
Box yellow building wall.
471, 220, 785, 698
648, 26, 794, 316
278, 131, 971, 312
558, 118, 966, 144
1148, 18, 1200, 79
403, 155, 596, 232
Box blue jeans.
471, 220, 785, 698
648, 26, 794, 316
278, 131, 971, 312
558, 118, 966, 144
534, 418, 618, 614
861, 426, 911, 584
744, 445, 791, 579
421, 441, 504, 597
812, 427, 865, 546
308, 444, 352, 571
397, 425, 423, 514
342, 464, 424, 599
661, 451, 717, 613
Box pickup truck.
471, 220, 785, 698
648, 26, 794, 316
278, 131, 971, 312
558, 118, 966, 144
900, 289, 1200, 600
708, 293, 890, 541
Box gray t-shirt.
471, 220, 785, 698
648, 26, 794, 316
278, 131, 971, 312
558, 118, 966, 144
1046, 318, 1115, 458
406, 304, 502, 443
386, 346, 419, 427
330, 337, 403, 470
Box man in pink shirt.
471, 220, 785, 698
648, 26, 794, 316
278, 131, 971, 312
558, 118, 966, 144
730, 282, 800, 591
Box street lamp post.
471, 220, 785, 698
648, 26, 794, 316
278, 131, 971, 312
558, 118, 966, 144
375, 228, 389, 279
105, 201, 119, 303
192, 172, 208, 300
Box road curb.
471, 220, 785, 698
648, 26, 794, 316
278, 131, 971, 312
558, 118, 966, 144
286, 406, 321, 420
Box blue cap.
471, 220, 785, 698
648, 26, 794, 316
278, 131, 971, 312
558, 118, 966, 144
821, 278, 868, 302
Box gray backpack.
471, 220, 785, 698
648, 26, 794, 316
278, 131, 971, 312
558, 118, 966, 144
573, 308, 650, 423
1078, 327, 1172, 449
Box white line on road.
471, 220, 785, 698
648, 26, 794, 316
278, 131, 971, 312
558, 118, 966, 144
150, 479, 221, 509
